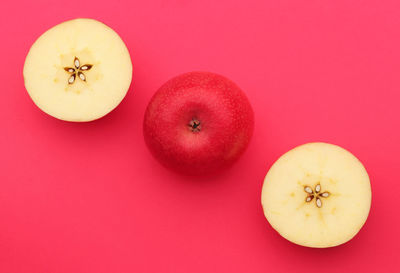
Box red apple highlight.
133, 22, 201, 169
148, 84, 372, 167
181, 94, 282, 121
143, 72, 254, 175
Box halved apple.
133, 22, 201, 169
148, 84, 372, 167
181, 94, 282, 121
23, 18, 132, 122
261, 143, 371, 248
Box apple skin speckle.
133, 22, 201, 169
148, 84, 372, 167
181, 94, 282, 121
143, 72, 254, 175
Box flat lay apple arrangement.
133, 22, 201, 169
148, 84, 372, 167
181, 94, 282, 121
23, 18, 371, 248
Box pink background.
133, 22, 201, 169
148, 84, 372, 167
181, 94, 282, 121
0, 0, 399, 272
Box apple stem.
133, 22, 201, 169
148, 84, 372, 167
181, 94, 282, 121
189, 119, 201, 132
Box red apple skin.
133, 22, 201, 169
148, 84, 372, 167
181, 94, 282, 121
143, 72, 254, 175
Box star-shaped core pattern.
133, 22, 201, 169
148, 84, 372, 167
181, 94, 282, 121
64, 57, 93, 85
304, 184, 330, 208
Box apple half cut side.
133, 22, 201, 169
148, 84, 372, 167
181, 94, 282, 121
261, 142, 371, 248
23, 18, 133, 122
143, 72, 254, 175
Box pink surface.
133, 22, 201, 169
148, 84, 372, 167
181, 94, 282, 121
0, 0, 399, 272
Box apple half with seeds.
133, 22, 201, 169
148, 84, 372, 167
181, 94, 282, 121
23, 18, 132, 122
261, 142, 371, 248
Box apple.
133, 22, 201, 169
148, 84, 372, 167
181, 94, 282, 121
143, 72, 254, 175
23, 18, 132, 122
261, 143, 371, 247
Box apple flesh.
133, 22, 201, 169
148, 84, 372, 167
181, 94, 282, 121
261, 143, 371, 248
23, 18, 132, 122
143, 72, 254, 175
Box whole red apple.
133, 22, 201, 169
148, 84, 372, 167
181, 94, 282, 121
143, 72, 254, 175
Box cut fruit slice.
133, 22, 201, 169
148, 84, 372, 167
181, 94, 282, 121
23, 18, 133, 122
261, 142, 371, 248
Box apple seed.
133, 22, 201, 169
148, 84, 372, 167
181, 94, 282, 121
304, 183, 330, 208
64, 57, 93, 85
